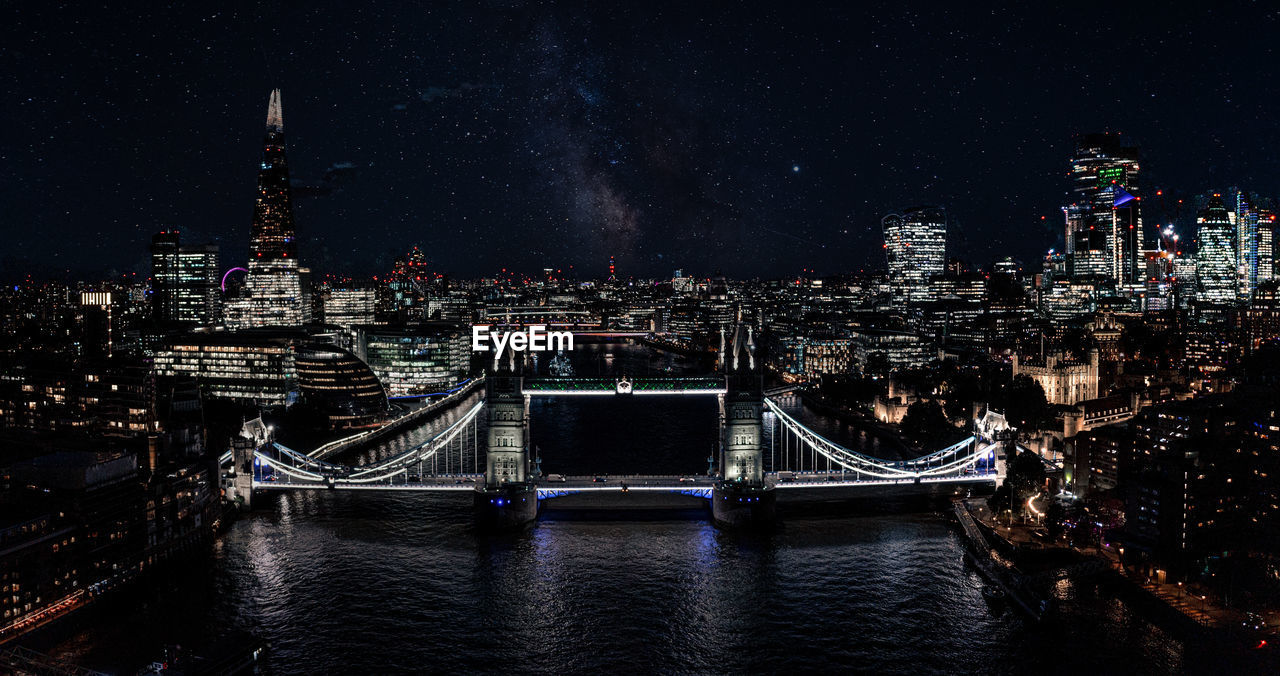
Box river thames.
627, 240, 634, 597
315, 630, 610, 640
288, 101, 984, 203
40, 343, 1211, 674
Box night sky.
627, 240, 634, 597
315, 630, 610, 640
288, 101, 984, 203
4, 2, 1280, 280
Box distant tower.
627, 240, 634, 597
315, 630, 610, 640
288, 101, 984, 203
151, 231, 181, 322
151, 230, 220, 327
1064, 133, 1142, 284
1259, 209, 1276, 289
1196, 193, 1237, 306
608, 254, 617, 282
1234, 190, 1270, 299
882, 206, 946, 308
226, 89, 309, 329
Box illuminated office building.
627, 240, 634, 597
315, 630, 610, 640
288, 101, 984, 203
150, 230, 219, 327
1235, 193, 1275, 300
1234, 191, 1261, 300
225, 89, 309, 329
1259, 209, 1275, 290
353, 323, 470, 397
294, 343, 387, 429
1195, 194, 1237, 306
387, 246, 432, 321
882, 206, 946, 307
1064, 134, 1142, 284
153, 336, 297, 407
321, 287, 377, 328
77, 291, 115, 360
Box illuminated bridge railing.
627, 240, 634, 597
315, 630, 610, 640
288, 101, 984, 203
243, 394, 994, 495
764, 397, 993, 480
252, 400, 484, 488
522, 376, 726, 396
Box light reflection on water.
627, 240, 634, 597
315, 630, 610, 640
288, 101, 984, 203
39, 343, 1207, 674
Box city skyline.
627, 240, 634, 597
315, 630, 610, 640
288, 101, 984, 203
5, 6, 1280, 673
6, 4, 1280, 280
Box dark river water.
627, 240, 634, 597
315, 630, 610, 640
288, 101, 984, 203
35, 342, 1245, 674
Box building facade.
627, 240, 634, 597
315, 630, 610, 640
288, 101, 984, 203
1196, 193, 1237, 305
1012, 349, 1100, 405
1064, 133, 1143, 285
225, 90, 309, 329
150, 231, 219, 327
882, 206, 946, 308
152, 335, 297, 406
294, 343, 387, 428
354, 323, 470, 397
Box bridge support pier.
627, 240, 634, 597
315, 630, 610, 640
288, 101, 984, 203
474, 484, 538, 530
711, 481, 776, 529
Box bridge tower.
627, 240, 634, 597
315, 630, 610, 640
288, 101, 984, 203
474, 353, 538, 529
712, 324, 775, 529
227, 416, 271, 511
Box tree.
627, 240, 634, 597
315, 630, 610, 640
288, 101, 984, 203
994, 374, 1051, 433
863, 351, 892, 378
898, 400, 950, 448
988, 445, 1047, 518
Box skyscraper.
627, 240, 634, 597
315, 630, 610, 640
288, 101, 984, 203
1195, 194, 1237, 306
151, 231, 180, 321
1064, 134, 1142, 285
150, 230, 220, 327
1233, 191, 1274, 300
1259, 209, 1275, 290
882, 206, 946, 308
225, 89, 309, 329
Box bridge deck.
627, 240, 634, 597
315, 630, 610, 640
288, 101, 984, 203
521, 376, 726, 396
252, 470, 998, 496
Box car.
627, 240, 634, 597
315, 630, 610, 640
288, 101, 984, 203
826, 475, 838, 482
592, 476, 607, 483
678, 476, 696, 483
546, 474, 567, 483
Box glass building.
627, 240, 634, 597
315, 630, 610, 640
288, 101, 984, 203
294, 343, 387, 429
1233, 192, 1275, 300
881, 206, 946, 308
321, 287, 377, 328
153, 336, 297, 407
1196, 194, 1237, 306
1259, 209, 1275, 290
150, 230, 219, 327
354, 323, 470, 397
225, 89, 309, 329
1064, 133, 1142, 285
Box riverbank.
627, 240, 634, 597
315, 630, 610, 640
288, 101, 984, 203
954, 498, 1280, 669
2, 498, 238, 648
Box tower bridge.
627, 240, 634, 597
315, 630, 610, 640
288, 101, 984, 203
228, 325, 999, 529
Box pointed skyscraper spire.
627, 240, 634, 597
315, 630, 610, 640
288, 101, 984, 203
224, 88, 307, 330
266, 88, 283, 133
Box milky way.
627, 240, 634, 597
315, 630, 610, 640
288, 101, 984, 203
4, 3, 1280, 279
